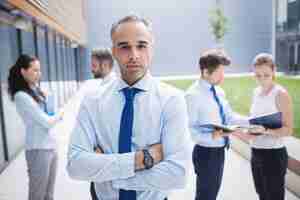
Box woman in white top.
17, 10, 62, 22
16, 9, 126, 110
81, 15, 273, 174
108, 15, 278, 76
7, 54, 64, 200
247, 53, 293, 200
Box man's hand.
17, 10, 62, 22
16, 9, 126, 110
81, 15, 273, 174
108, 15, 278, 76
149, 143, 163, 165
134, 151, 144, 171
212, 129, 228, 140
94, 146, 103, 154
231, 128, 259, 141
134, 143, 163, 171
249, 125, 266, 134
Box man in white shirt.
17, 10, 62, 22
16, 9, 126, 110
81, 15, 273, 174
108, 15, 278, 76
91, 48, 116, 81
185, 49, 249, 200
67, 15, 190, 200
90, 49, 117, 200
77, 48, 117, 102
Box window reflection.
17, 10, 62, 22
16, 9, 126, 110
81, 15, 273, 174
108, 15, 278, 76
276, 0, 300, 73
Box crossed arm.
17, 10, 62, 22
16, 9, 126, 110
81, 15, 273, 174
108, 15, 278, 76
66, 95, 190, 191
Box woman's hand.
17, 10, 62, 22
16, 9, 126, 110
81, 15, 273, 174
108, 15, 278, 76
58, 109, 64, 120
249, 125, 266, 134
232, 131, 258, 141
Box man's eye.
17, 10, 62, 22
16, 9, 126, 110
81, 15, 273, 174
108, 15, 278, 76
120, 46, 129, 50
137, 44, 147, 49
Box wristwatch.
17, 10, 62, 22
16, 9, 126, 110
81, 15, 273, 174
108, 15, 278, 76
142, 149, 154, 170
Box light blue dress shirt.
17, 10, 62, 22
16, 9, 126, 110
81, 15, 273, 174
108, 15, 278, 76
14, 91, 62, 150
185, 79, 249, 147
81, 71, 117, 97
67, 73, 190, 200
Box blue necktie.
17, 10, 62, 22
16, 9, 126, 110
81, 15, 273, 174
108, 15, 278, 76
119, 87, 141, 200
210, 86, 230, 149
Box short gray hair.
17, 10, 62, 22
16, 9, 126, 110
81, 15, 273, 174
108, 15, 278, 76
110, 15, 152, 39
92, 48, 114, 67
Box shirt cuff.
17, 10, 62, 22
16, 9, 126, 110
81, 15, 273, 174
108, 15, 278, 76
117, 152, 135, 179
112, 179, 125, 190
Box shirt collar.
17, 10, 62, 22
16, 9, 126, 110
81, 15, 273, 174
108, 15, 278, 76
116, 71, 152, 92
102, 71, 116, 84
198, 78, 213, 91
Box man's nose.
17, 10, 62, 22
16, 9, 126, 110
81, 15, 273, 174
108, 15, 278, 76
129, 47, 139, 61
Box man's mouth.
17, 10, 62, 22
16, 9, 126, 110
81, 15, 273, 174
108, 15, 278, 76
127, 64, 140, 69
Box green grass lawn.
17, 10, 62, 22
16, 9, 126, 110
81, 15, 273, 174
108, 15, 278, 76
164, 76, 300, 138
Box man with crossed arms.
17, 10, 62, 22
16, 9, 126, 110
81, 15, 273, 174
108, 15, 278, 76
67, 15, 190, 200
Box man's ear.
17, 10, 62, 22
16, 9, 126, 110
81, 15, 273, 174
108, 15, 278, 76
111, 47, 116, 58
202, 68, 209, 78
151, 35, 155, 45
20, 68, 26, 77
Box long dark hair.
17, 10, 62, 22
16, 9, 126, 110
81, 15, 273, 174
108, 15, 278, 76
7, 54, 45, 103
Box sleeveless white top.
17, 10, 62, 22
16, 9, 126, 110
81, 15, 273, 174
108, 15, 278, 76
250, 84, 285, 149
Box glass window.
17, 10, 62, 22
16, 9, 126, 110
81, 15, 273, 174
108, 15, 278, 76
55, 34, 65, 105
0, 87, 6, 169
20, 30, 35, 55
289, 45, 295, 66
276, 0, 288, 31
298, 43, 300, 64
0, 24, 25, 160
35, 26, 49, 82
47, 30, 57, 82
275, 0, 300, 72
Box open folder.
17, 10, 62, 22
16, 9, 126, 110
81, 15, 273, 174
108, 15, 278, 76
199, 124, 264, 136
199, 112, 282, 135
199, 124, 240, 133
249, 112, 282, 129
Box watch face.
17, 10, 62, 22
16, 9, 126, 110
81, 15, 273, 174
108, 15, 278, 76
143, 150, 154, 169
145, 156, 153, 166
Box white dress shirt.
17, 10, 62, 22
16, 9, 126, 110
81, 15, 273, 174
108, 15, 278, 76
80, 71, 117, 97
185, 79, 249, 147
67, 73, 190, 200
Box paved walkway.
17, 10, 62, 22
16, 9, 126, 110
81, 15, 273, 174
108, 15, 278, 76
0, 88, 299, 200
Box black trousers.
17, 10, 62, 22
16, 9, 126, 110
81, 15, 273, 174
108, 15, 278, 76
90, 182, 168, 200
251, 147, 288, 200
192, 145, 225, 200
90, 182, 98, 200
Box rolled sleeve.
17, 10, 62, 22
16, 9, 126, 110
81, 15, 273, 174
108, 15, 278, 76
185, 94, 214, 143
67, 99, 136, 183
